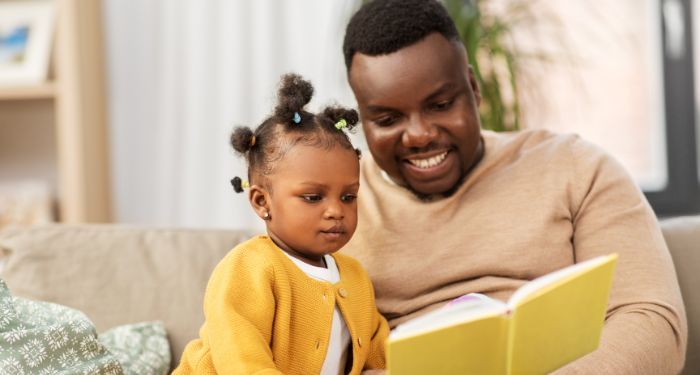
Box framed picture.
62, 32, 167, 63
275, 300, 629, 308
0, 0, 55, 86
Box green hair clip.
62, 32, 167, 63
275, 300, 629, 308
242, 180, 250, 189
335, 118, 347, 130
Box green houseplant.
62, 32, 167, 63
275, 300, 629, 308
443, 0, 532, 132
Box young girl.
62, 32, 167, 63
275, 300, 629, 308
173, 74, 388, 375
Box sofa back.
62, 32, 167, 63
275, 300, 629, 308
1, 219, 698, 372
0, 225, 251, 368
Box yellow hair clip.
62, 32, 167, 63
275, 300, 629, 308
242, 180, 250, 189
335, 118, 347, 130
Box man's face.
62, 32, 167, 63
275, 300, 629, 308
349, 33, 483, 196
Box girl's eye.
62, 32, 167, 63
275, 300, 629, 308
302, 195, 322, 203
341, 194, 357, 203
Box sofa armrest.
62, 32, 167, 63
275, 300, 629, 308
660, 216, 700, 375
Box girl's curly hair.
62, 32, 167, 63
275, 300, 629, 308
230, 73, 361, 192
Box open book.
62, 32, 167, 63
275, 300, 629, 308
388, 254, 618, 375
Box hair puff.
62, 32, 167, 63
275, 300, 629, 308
274, 73, 314, 123
230, 126, 256, 154
230, 176, 244, 193
322, 106, 359, 131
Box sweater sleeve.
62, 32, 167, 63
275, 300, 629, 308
177, 247, 283, 375
364, 305, 390, 370
553, 139, 687, 374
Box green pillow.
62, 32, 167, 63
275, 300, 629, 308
99, 322, 171, 375
1, 278, 171, 375
0, 279, 123, 374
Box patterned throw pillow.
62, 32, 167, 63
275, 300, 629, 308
1, 278, 172, 375
99, 322, 171, 375
0, 279, 123, 374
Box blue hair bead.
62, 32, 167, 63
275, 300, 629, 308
293, 112, 301, 124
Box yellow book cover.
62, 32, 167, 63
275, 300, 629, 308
387, 254, 618, 375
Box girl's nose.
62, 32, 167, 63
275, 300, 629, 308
323, 200, 344, 220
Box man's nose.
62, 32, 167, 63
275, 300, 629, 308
402, 114, 437, 149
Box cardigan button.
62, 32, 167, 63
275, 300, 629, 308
338, 288, 348, 298
357, 337, 363, 347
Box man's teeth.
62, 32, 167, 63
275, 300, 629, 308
408, 151, 448, 169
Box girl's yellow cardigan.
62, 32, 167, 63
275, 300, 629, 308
173, 235, 388, 374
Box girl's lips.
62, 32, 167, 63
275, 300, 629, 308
320, 231, 345, 241
321, 224, 345, 233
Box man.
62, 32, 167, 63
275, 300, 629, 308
341, 0, 687, 373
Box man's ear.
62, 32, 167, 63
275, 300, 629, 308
248, 184, 270, 220
467, 65, 481, 106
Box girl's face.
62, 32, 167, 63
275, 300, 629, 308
253, 143, 360, 267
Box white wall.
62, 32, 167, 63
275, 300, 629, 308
103, 0, 362, 229
103, 0, 672, 228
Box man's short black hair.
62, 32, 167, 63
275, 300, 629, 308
343, 0, 461, 71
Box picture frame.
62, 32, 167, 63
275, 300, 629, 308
0, 0, 55, 86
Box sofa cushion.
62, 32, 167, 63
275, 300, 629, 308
0, 224, 251, 368
660, 216, 700, 375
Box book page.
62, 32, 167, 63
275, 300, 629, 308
391, 293, 507, 340
506, 255, 614, 309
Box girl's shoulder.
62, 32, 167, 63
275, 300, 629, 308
217, 235, 282, 271
231, 234, 277, 253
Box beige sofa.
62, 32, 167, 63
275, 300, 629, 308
0, 219, 698, 373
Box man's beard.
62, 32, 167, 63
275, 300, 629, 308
407, 138, 484, 201
408, 172, 468, 202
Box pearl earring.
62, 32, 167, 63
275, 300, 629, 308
263, 211, 270, 220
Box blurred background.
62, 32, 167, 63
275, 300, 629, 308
0, 0, 698, 231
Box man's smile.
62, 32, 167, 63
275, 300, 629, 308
405, 150, 449, 169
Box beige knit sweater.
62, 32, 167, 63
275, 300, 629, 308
343, 129, 687, 374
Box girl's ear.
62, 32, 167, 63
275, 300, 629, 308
248, 184, 270, 220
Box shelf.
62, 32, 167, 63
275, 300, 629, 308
1, 0, 112, 223
0, 82, 57, 100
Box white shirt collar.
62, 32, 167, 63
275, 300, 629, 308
282, 252, 340, 284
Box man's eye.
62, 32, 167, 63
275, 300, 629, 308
432, 99, 454, 111
302, 195, 322, 203
341, 194, 357, 203
374, 116, 398, 127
